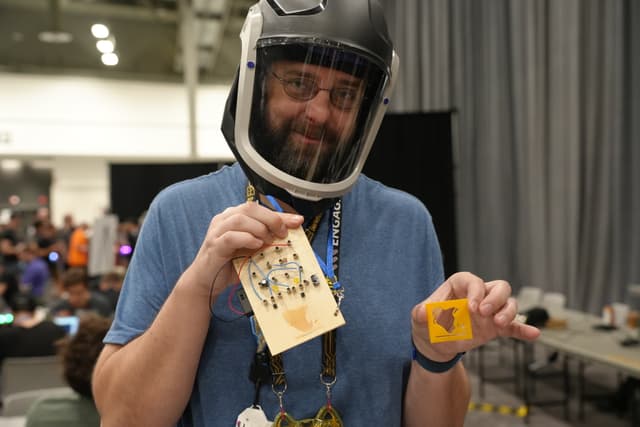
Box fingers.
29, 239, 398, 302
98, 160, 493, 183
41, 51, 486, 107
213, 202, 303, 251
429, 272, 497, 314
500, 320, 541, 341
427, 272, 480, 303
477, 280, 512, 316
411, 303, 428, 328
193, 201, 304, 296
216, 202, 303, 240
491, 296, 517, 327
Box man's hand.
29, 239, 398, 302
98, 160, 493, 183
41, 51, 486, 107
411, 272, 540, 363
188, 201, 304, 299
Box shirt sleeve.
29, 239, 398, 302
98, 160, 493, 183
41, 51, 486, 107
103, 199, 175, 345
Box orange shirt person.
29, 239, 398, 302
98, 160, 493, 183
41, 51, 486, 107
67, 224, 89, 269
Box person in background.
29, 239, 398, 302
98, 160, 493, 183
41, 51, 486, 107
51, 268, 112, 318
88, 209, 119, 280
96, 268, 124, 312
92, 1, 539, 425
19, 242, 51, 300
56, 213, 76, 271
66, 223, 89, 272
0, 271, 19, 313
116, 218, 139, 268
0, 292, 66, 364
58, 214, 76, 249
25, 314, 111, 427
33, 219, 62, 281
0, 212, 24, 277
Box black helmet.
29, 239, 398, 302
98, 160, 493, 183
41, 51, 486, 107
222, 0, 398, 213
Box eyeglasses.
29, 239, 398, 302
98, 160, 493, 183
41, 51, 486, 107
271, 72, 362, 110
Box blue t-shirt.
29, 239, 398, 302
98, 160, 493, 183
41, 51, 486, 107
105, 163, 444, 426
21, 258, 50, 297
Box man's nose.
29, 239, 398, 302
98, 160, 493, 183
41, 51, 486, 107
303, 89, 332, 124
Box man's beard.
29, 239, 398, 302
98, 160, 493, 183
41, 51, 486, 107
260, 117, 348, 183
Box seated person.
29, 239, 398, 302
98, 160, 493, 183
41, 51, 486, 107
96, 268, 124, 312
0, 293, 66, 364
19, 242, 51, 300
51, 268, 112, 318
0, 271, 19, 313
26, 314, 111, 427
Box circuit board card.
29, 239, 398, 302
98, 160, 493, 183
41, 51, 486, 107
233, 226, 345, 355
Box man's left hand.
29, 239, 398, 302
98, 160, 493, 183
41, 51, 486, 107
411, 272, 540, 363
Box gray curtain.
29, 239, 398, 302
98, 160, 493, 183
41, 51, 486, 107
381, 0, 639, 314
630, 0, 640, 293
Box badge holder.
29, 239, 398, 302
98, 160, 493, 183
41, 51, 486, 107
236, 405, 272, 427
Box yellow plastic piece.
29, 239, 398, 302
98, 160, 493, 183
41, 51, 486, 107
271, 405, 343, 426
498, 405, 512, 415
425, 298, 473, 343
481, 403, 493, 413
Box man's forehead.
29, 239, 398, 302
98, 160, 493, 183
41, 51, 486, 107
271, 60, 364, 84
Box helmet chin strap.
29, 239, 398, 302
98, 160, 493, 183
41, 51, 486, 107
253, 178, 336, 218
288, 194, 337, 219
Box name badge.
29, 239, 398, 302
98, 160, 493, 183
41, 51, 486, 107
235, 405, 272, 427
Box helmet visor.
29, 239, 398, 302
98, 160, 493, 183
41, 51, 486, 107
249, 40, 387, 184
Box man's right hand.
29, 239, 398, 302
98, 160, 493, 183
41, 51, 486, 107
189, 201, 304, 300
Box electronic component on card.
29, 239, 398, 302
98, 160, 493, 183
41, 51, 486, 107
425, 299, 473, 343
233, 227, 345, 355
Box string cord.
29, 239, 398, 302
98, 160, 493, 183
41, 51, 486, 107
209, 256, 246, 323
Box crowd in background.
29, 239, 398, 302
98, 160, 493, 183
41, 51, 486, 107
0, 208, 142, 425
0, 208, 140, 317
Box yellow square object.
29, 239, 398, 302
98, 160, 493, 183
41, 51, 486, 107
426, 298, 473, 343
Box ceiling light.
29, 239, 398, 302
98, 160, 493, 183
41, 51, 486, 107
39, 0, 73, 44
91, 23, 110, 39
96, 39, 115, 53
38, 30, 73, 44
101, 52, 119, 66
8, 195, 21, 206
0, 159, 23, 172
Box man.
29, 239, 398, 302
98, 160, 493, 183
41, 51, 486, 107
52, 268, 112, 318
66, 223, 89, 271
0, 271, 19, 313
0, 293, 66, 364
0, 212, 23, 277
93, 1, 539, 426
88, 209, 118, 279
96, 269, 124, 312
19, 243, 50, 300
33, 219, 62, 281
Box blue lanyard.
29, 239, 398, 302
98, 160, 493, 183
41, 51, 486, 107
265, 196, 342, 294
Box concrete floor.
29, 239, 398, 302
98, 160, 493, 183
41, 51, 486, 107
464, 343, 633, 427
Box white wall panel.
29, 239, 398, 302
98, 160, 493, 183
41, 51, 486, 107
196, 84, 233, 159
49, 157, 110, 226
0, 72, 234, 160
0, 72, 236, 224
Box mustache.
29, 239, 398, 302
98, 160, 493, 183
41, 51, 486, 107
291, 121, 339, 144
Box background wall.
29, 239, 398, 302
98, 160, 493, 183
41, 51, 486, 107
0, 72, 234, 225
109, 162, 227, 221
364, 112, 457, 276
0, 72, 232, 159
